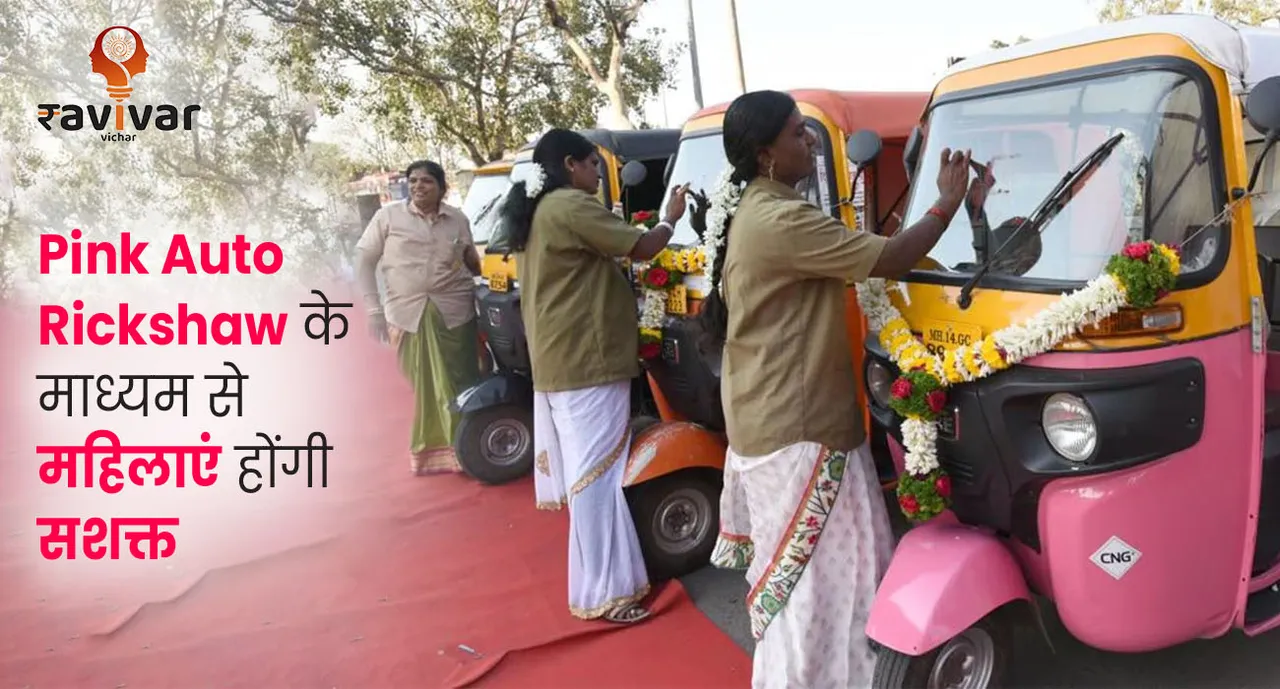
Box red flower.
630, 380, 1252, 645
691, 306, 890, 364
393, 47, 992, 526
890, 378, 913, 399
899, 494, 919, 514
926, 390, 947, 414
934, 475, 952, 498
805, 515, 819, 528
639, 342, 661, 359
1122, 242, 1153, 261
633, 210, 654, 222
644, 267, 670, 288
1155, 288, 1169, 302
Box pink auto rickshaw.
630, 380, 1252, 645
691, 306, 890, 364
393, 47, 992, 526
845, 15, 1280, 688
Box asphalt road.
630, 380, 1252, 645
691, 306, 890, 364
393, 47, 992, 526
679, 501, 1280, 688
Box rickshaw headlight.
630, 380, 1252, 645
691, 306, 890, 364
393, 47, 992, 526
1042, 393, 1097, 463
866, 360, 894, 408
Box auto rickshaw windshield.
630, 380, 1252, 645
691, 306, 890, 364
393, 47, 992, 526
662, 125, 832, 247
463, 173, 513, 243
904, 67, 1224, 284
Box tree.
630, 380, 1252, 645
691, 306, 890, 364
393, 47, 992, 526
0, 0, 364, 294
542, 0, 678, 129
989, 35, 1032, 49
1098, 0, 1280, 25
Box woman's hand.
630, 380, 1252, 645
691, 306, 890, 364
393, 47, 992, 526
662, 183, 692, 226
935, 147, 972, 217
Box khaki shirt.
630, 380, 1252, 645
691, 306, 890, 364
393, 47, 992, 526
721, 178, 890, 456
356, 201, 477, 332
518, 188, 645, 392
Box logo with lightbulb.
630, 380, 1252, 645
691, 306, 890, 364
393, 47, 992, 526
36, 25, 202, 142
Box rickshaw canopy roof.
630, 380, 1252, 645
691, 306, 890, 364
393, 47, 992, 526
944, 14, 1280, 95
688, 90, 928, 140
516, 128, 681, 162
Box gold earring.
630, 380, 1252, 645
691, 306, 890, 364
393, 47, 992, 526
767, 160, 776, 180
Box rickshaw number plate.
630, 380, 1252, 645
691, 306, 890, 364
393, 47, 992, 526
489, 274, 509, 293
1089, 536, 1142, 580
922, 320, 982, 356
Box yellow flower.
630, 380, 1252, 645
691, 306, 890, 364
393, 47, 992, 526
961, 348, 984, 378
978, 338, 1008, 371
640, 327, 662, 340
942, 354, 964, 384
1155, 244, 1181, 276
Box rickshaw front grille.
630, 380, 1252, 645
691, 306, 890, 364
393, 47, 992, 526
939, 452, 977, 485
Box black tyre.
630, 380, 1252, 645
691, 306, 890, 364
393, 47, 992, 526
871, 612, 1012, 689
628, 471, 721, 580
453, 404, 534, 485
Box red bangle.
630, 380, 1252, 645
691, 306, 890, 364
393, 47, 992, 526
926, 206, 951, 223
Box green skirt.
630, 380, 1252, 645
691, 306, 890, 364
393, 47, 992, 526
396, 302, 482, 453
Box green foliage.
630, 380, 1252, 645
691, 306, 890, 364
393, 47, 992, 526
250, 0, 678, 164
989, 35, 1032, 49
896, 468, 951, 523
1098, 0, 1280, 25
887, 370, 946, 421
0, 0, 372, 295
1105, 242, 1179, 308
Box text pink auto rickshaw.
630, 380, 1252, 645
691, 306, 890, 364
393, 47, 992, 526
845, 15, 1280, 688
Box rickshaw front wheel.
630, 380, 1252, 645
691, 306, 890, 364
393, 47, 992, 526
453, 404, 534, 485
870, 613, 1011, 689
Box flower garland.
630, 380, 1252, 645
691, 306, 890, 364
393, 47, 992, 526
856, 240, 1181, 522
636, 246, 707, 360
524, 163, 546, 198
632, 210, 658, 229
702, 169, 744, 288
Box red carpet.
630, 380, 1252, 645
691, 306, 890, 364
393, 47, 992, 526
0, 302, 751, 688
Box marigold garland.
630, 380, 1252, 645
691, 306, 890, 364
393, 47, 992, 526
856, 240, 1181, 523
635, 246, 707, 360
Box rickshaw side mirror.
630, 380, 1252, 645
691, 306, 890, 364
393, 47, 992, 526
846, 129, 883, 171
904, 126, 924, 183
1246, 76, 1280, 191
621, 160, 648, 187
1247, 76, 1280, 135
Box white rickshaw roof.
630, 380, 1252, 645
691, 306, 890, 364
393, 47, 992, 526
943, 14, 1280, 94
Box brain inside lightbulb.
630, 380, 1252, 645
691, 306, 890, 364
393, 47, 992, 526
102, 29, 136, 64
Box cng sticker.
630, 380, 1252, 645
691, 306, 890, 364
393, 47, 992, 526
1089, 536, 1142, 580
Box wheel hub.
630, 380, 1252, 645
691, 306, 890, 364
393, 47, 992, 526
481, 420, 530, 466
653, 487, 712, 555
927, 627, 997, 689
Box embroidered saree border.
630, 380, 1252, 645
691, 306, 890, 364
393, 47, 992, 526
743, 447, 848, 640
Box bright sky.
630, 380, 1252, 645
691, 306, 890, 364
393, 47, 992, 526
637, 0, 1108, 126
314, 0, 1111, 159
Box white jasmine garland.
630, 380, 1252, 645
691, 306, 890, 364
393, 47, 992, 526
525, 163, 547, 198
856, 269, 1137, 480
701, 168, 743, 288
639, 288, 667, 330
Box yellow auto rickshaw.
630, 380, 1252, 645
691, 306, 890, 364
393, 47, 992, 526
624, 90, 928, 578
836, 15, 1280, 688
460, 157, 514, 251
452, 128, 681, 489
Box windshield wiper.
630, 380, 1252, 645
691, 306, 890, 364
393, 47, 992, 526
954, 132, 1126, 310
473, 195, 502, 225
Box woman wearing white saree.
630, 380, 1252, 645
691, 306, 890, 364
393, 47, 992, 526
498, 128, 690, 624
698, 91, 973, 687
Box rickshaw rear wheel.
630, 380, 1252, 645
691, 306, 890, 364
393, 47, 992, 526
453, 404, 534, 485
870, 612, 1011, 689
628, 470, 721, 581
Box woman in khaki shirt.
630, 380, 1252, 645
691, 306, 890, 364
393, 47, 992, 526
499, 129, 689, 624
697, 91, 972, 689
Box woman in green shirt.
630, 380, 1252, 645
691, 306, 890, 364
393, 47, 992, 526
499, 129, 690, 624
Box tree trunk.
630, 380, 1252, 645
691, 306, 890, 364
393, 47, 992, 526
601, 81, 634, 129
